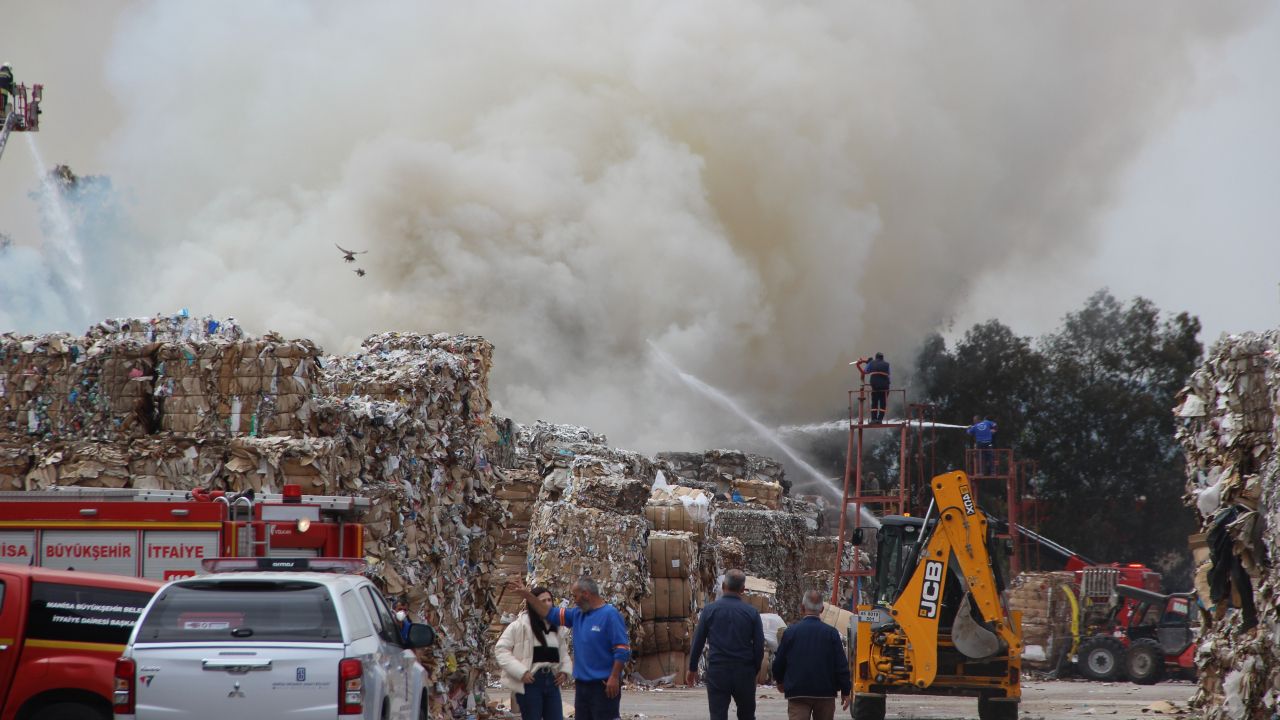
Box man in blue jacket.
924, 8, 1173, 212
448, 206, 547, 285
772, 591, 852, 720
510, 576, 631, 720
967, 415, 998, 476
688, 569, 765, 720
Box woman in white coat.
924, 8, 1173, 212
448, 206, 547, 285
495, 585, 573, 720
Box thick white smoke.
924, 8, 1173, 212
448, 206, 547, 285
6, 2, 1259, 452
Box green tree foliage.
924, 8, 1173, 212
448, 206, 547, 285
915, 291, 1201, 584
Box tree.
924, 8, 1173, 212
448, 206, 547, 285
1028, 291, 1201, 581
913, 291, 1202, 586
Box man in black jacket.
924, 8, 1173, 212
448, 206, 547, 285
687, 569, 765, 720
772, 590, 852, 720
855, 353, 891, 423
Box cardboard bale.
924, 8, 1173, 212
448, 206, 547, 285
635, 651, 688, 682
541, 472, 650, 515
732, 478, 782, 510
1006, 571, 1077, 671
647, 531, 697, 580
641, 577, 694, 620
637, 619, 694, 655
527, 503, 650, 632
711, 509, 808, 620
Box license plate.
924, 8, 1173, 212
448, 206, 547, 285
857, 610, 878, 623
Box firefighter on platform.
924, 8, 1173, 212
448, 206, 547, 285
0, 63, 13, 117
855, 352, 891, 423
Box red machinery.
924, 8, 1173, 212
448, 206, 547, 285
0, 485, 367, 581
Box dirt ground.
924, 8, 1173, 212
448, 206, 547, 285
494, 679, 1199, 719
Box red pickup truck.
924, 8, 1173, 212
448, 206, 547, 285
0, 565, 160, 720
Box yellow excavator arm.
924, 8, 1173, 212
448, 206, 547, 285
884, 470, 1021, 687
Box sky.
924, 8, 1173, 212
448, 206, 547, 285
1, 2, 1277, 463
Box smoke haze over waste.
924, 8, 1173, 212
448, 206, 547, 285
1, 1, 1259, 453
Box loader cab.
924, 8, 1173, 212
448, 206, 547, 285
872, 515, 1009, 611
873, 516, 929, 605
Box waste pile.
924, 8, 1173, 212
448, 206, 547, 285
1006, 571, 1077, 672
1, 317, 506, 718
1175, 330, 1280, 720
521, 423, 653, 645
656, 449, 790, 497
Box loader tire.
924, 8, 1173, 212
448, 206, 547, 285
851, 695, 885, 720
977, 696, 1019, 720
1125, 638, 1165, 685
1077, 636, 1125, 681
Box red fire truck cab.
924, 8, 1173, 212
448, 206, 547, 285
0, 486, 368, 580
0, 565, 162, 720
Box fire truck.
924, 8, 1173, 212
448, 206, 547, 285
0, 485, 368, 581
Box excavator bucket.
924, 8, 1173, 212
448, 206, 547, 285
952, 592, 1002, 659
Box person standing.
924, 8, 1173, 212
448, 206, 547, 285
509, 577, 630, 720
967, 415, 998, 476
856, 353, 891, 423
495, 586, 573, 720
687, 569, 765, 720
772, 591, 852, 720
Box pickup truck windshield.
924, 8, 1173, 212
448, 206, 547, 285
136, 580, 341, 642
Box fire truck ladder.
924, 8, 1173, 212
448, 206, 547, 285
0, 83, 43, 165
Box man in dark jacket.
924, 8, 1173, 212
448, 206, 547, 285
772, 591, 851, 720
688, 569, 765, 720
856, 353, 891, 423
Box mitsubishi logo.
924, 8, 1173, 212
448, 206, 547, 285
228, 681, 246, 699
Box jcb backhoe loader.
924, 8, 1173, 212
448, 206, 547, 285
850, 471, 1022, 720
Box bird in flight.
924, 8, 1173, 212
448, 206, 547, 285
354, 268, 366, 277
335, 244, 367, 263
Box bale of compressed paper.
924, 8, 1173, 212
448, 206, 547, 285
731, 478, 782, 509
1007, 572, 1077, 671
646, 483, 713, 540
711, 508, 808, 620
1175, 330, 1280, 720
637, 618, 694, 655
527, 503, 650, 632
539, 472, 650, 515
647, 531, 697, 580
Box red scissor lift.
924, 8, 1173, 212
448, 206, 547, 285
832, 384, 1031, 605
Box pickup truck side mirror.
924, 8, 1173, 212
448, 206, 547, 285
406, 622, 436, 648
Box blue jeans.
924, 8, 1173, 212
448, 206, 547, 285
977, 442, 994, 476
516, 670, 563, 720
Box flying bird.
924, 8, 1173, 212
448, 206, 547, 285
354, 268, 366, 277
335, 243, 367, 263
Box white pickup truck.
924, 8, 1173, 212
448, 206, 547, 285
113, 559, 435, 720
